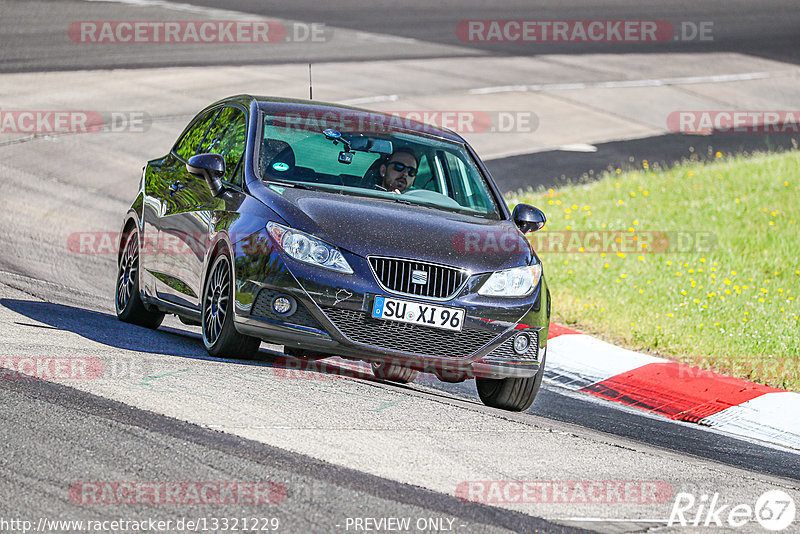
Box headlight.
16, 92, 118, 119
478, 264, 542, 297
266, 222, 353, 274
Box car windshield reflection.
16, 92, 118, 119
258, 113, 501, 220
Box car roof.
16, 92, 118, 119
208, 94, 466, 143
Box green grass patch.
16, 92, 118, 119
506, 150, 800, 390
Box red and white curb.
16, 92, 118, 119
545, 324, 800, 451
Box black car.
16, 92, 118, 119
116, 95, 550, 411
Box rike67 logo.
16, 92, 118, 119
669, 490, 796, 531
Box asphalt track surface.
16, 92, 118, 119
486, 131, 800, 193
4, 294, 800, 483
0, 366, 575, 534
2, 1, 800, 532
3, 0, 800, 71
4, 0, 799, 191
190, 0, 800, 65
2, 279, 799, 533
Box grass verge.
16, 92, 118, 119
506, 150, 800, 391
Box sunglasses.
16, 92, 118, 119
388, 161, 418, 177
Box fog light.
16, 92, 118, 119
272, 295, 294, 316
513, 333, 530, 354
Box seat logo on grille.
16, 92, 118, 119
411, 269, 428, 285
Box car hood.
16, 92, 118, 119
264, 186, 534, 273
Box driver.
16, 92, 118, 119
379, 148, 418, 193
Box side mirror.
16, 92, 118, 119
512, 204, 546, 233
187, 153, 225, 196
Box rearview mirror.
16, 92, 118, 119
187, 153, 225, 197
512, 204, 546, 233
364, 138, 393, 154
346, 136, 393, 155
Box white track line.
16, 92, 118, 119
86, 0, 257, 18
469, 70, 799, 94
701, 392, 800, 451
338, 94, 400, 106
85, 0, 429, 45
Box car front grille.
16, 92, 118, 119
251, 289, 324, 331
368, 256, 470, 300
322, 306, 498, 358
484, 329, 540, 361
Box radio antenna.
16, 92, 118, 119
308, 63, 313, 100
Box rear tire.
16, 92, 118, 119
371, 360, 418, 384
476, 348, 546, 412
115, 229, 164, 329
202, 254, 261, 359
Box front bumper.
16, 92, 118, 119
236, 300, 544, 379
231, 234, 549, 380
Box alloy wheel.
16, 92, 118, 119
116, 233, 138, 312
203, 256, 230, 345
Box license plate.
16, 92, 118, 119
371, 296, 465, 332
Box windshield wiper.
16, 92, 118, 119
266, 180, 315, 190
390, 197, 443, 211
393, 197, 492, 217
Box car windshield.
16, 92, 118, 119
258, 111, 502, 219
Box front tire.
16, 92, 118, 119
371, 360, 418, 384
115, 229, 164, 329
202, 254, 261, 359
476, 348, 546, 412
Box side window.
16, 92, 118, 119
443, 151, 490, 211
174, 108, 219, 161
200, 107, 247, 185
412, 153, 438, 192
443, 152, 468, 205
